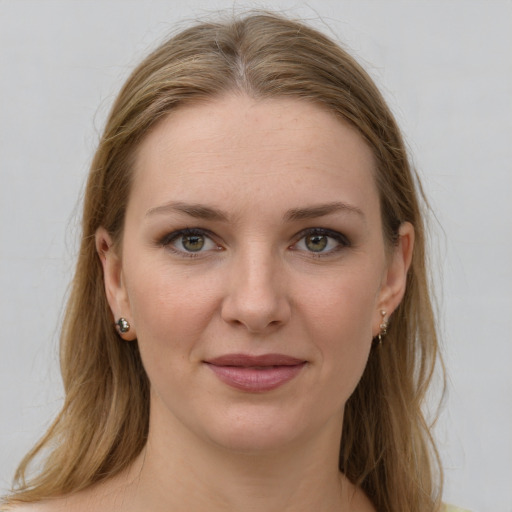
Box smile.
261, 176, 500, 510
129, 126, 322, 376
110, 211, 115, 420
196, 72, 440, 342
204, 354, 307, 392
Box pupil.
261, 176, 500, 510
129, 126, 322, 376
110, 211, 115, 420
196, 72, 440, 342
182, 234, 204, 251
306, 234, 327, 252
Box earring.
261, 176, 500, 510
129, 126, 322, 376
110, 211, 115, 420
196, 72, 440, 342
378, 310, 388, 344
116, 317, 130, 334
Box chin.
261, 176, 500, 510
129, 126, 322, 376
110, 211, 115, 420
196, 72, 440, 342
208, 424, 303, 454
198, 402, 341, 455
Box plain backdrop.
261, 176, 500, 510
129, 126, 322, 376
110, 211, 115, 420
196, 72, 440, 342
1, 1, 511, 511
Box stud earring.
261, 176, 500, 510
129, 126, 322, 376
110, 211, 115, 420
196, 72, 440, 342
116, 317, 130, 334
378, 310, 388, 344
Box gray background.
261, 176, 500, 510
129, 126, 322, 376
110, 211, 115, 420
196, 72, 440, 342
1, 1, 511, 511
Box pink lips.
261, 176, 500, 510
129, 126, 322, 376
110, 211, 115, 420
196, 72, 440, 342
204, 354, 306, 392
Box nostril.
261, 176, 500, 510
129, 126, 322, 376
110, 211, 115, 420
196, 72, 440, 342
220, 269, 292, 333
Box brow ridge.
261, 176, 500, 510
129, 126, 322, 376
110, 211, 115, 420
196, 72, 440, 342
146, 201, 229, 221
146, 200, 364, 223
284, 201, 365, 221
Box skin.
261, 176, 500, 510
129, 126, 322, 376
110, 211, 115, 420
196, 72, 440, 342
11, 95, 413, 512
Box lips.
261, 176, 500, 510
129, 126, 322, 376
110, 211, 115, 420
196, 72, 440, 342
204, 353, 307, 392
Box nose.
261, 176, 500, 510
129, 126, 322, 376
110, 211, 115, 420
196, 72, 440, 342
220, 246, 291, 334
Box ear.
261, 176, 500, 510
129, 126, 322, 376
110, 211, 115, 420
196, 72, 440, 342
373, 222, 414, 335
95, 227, 136, 340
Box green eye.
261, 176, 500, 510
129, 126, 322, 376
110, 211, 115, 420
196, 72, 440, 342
293, 228, 350, 255
181, 234, 205, 252
160, 228, 219, 256
305, 234, 328, 252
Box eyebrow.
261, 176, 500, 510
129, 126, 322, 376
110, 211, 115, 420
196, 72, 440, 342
284, 201, 365, 222
146, 201, 229, 221
146, 200, 364, 222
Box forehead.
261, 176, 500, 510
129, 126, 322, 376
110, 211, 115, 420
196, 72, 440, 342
130, 94, 379, 217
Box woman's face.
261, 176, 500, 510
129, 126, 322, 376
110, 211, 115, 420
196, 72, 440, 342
98, 94, 412, 452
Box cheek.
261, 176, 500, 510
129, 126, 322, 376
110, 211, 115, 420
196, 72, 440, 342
303, 269, 379, 339
124, 261, 221, 355
124, 268, 222, 401
298, 269, 380, 390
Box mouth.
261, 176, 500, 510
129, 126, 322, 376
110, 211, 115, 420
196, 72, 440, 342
204, 353, 307, 392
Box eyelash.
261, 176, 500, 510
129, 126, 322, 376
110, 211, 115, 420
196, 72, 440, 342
158, 228, 221, 258
291, 228, 351, 257
158, 227, 350, 258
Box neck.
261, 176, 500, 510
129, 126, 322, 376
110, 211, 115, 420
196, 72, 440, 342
135, 445, 344, 512
90, 402, 374, 512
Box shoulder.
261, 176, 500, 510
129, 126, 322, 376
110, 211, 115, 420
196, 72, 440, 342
443, 504, 472, 512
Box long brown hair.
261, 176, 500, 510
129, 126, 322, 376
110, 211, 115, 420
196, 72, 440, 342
5, 12, 444, 512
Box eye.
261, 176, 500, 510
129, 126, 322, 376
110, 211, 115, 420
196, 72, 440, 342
292, 228, 349, 255
160, 228, 220, 255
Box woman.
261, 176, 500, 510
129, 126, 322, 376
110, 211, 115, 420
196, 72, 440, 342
3, 12, 460, 512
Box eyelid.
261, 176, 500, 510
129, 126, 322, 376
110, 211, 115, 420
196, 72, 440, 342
291, 227, 351, 254
158, 227, 222, 256
157, 226, 349, 257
